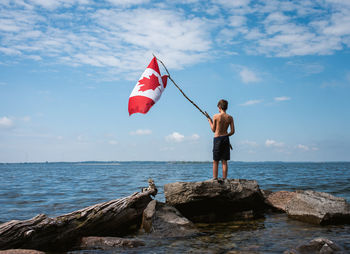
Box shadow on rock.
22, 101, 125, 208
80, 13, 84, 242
141, 200, 199, 238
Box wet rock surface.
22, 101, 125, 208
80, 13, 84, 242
164, 179, 266, 222
141, 200, 198, 237
284, 237, 345, 254
78, 236, 145, 250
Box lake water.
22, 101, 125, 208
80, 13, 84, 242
1, 161, 350, 253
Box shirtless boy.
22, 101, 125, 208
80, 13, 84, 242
208, 99, 235, 180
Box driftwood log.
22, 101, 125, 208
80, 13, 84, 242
0, 180, 157, 251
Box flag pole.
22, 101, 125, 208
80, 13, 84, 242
153, 54, 211, 121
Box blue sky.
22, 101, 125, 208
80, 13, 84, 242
1, 0, 350, 162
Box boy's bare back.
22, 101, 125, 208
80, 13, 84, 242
211, 112, 234, 137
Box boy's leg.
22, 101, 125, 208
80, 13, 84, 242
222, 160, 228, 179
213, 160, 219, 179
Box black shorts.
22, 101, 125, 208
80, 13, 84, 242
213, 135, 230, 161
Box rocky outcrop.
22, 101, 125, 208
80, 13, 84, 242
286, 190, 350, 225
266, 190, 350, 225
141, 200, 198, 237
284, 237, 345, 254
266, 191, 297, 212
164, 179, 266, 222
78, 236, 145, 250
0, 250, 45, 254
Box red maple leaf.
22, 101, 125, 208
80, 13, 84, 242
138, 74, 161, 92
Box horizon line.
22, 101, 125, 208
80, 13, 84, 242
1, 160, 349, 164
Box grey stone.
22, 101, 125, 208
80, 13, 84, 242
79, 236, 145, 250
141, 200, 198, 237
164, 179, 266, 222
266, 191, 297, 212
285, 190, 350, 225
265, 190, 350, 225
0, 250, 45, 254
284, 238, 344, 254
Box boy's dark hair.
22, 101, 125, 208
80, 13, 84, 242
217, 99, 228, 111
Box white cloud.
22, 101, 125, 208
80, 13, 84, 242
240, 99, 263, 106
0, 47, 21, 55
240, 140, 258, 147
286, 61, 325, 74
166, 132, 185, 142
215, 0, 350, 57
0, 0, 350, 75
297, 144, 310, 151
0, 4, 212, 77
27, 0, 90, 10
77, 135, 86, 142
265, 139, 284, 147
274, 96, 291, 102
239, 68, 260, 83
189, 134, 200, 140
130, 129, 152, 135
296, 144, 319, 151
106, 0, 149, 6
229, 15, 247, 27
0, 116, 14, 129
214, 0, 251, 9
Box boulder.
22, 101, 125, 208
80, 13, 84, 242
141, 200, 198, 237
286, 190, 350, 225
78, 236, 145, 250
266, 191, 297, 212
284, 237, 344, 254
164, 179, 266, 222
0, 250, 45, 254
265, 190, 350, 225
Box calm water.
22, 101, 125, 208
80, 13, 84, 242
1, 161, 350, 253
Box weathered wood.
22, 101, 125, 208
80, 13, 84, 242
0, 183, 157, 251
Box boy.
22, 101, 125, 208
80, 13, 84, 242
207, 99, 235, 180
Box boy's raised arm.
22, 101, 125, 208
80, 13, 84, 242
208, 115, 216, 132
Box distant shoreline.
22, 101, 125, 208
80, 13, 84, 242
1, 160, 350, 164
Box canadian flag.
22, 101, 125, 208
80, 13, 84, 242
128, 57, 168, 115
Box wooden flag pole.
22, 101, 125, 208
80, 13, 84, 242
153, 54, 212, 121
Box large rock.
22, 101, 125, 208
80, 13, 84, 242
0, 250, 45, 254
141, 200, 198, 237
266, 190, 350, 225
78, 236, 145, 250
266, 191, 297, 212
286, 190, 350, 225
164, 179, 266, 222
284, 237, 344, 254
